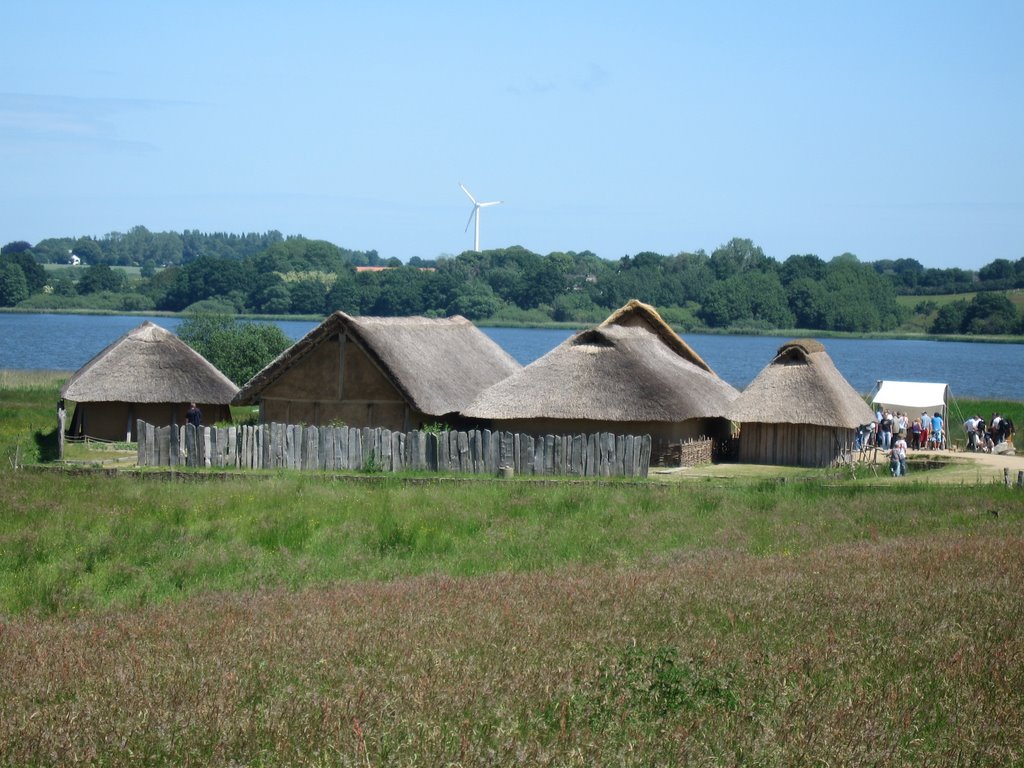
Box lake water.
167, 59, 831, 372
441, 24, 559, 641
1, 313, 1021, 400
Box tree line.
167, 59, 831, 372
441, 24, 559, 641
2, 230, 1023, 335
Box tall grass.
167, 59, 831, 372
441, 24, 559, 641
1, 470, 1021, 618
2, 374, 1023, 764
0, 370, 66, 465
1, 531, 1021, 765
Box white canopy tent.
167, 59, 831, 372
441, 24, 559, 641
871, 381, 950, 415
870, 381, 962, 447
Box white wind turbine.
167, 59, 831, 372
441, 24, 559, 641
460, 183, 502, 251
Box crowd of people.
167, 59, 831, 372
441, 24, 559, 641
962, 413, 1015, 453
853, 407, 1016, 477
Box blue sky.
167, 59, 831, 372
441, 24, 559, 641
1, 2, 1021, 269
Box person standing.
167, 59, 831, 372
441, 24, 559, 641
186, 402, 202, 427
892, 434, 909, 477
910, 418, 922, 449
964, 415, 978, 451
879, 411, 893, 450
930, 412, 944, 450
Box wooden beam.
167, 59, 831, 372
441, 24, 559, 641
338, 332, 346, 400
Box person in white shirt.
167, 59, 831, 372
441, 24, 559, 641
891, 435, 908, 477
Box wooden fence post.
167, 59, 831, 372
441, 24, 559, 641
136, 420, 146, 465
169, 424, 180, 466
58, 407, 65, 461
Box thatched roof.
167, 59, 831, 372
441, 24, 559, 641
463, 319, 738, 422
728, 339, 875, 428
61, 321, 239, 404
600, 299, 714, 374
233, 312, 521, 416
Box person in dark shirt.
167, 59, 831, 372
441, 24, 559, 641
186, 402, 202, 427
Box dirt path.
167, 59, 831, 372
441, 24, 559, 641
908, 446, 1024, 485
653, 445, 1024, 486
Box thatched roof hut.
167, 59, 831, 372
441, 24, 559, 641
233, 312, 521, 430
599, 299, 715, 374
728, 339, 875, 467
462, 300, 738, 444
61, 321, 238, 441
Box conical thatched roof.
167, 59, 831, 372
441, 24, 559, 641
233, 312, 521, 416
728, 339, 874, 428
61, 321, 239, 403
599, 298, 714, 374
463, 308, 738, 422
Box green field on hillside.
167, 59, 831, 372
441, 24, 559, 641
896, 289, 1024, 333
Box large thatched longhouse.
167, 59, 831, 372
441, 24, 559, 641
233, 312, 521, 431
61, 321, 238, 441
728, 339, 874, 467
462, 300, 739, 447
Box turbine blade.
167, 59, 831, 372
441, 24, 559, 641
479, 200, 503, 208
465, 207, 477, 232
459, 183, 477, 204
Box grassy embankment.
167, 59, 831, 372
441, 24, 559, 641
896, 289, 1024, 335
1, 372, 1023, 765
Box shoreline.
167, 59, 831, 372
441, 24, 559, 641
2, 307, 1022, 345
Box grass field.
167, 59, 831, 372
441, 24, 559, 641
896, 289, 1024, 334
2, 374, 1023, 765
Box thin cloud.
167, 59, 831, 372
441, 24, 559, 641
0, 92, 179, 152
577, 63, 609, 91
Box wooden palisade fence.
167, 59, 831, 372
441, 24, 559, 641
136, 421, 653, 478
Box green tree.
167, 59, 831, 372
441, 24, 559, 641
698, 272, 792, 329
929, 300, 968, 334
51, 275, 77, 297
72, 237, 105, 265
0, 262, 29, 306
780, 254, 827, 285
961, 292, 1019, 334
1, 241, 33, 255
158, 255, 255, 310
817, 255, 900, 332
289, 279, 328, 315
977, 259, 1016, 289
369, 268, 431, 315
176, 314, 292, 386
708, 238, 774, 280
77, 264, 125, 294
30, 238, 76, 264
447, 281, 502, 320
786, 277, 829, 328
252, 282, 292, 315
325, 274, 360, 314
0, 250, 47, 294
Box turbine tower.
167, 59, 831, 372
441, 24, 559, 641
460, 183, 502, 252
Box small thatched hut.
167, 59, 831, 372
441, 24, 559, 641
61, 321, 238, 441
232, 312, 521, 431
462, 300, 739, 446
728, 339, 875, 467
